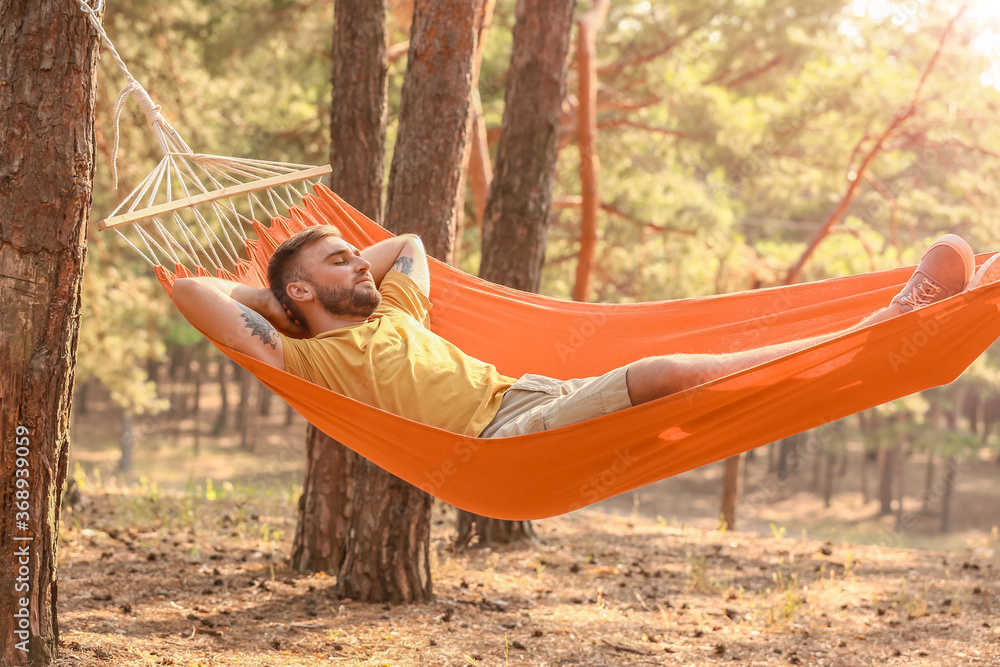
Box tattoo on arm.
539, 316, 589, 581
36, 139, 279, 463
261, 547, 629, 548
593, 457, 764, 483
391, 255, 414, 276
238, 304, 278, 349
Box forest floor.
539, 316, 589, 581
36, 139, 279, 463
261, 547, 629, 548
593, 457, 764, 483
53, 382, 1000, 666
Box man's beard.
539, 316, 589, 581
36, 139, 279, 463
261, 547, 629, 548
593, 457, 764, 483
311, 280, 382, 319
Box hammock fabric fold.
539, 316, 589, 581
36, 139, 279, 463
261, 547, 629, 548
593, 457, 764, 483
155, 184, 1000, 520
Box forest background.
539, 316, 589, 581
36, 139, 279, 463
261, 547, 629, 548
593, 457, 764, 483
74, 0, 1000, 556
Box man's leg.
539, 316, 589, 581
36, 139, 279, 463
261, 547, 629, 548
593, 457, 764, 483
627, 234, 976, 405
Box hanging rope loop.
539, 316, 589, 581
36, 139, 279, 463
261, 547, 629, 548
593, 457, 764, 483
75, 0, 187, 188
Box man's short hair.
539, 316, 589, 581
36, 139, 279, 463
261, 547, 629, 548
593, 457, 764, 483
267, 225, 341, 318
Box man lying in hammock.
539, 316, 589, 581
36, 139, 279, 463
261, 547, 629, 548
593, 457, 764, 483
170, 226, 998, 438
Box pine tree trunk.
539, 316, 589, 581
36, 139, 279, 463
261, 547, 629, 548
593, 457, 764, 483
878, 443, 896, 517
811, 441, 823, 491
292, 0, 442, 604
922, 450, 935, 513
455, 513, 537, 549
75, 378, 91, 416
212, 356, 230, 436
742, 447, 753, 490
720, 454, 742, 530
571, 0, 610, 302
383, 0, 486, 261
258, 386, 273, 418
823, 449, 836, 508
192, 353, 203, 456
456, 0, 577, 545
0, 1, 100, 662
940, 454, 958, 533
860, 445, 870, 505
328, 0, 388, 224
777, 434, 797, 480
238, 366, 256, 451
479, 0, 576, 292
118, 415, 135, 472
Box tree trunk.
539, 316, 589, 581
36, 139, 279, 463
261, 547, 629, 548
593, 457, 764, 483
940, 454, 958, 533
118, 415, 135, 473
192, 353, 203, 456
811, 440, 823, 491
212, 355, 230, 436
878, 443, 896, 517
720, 454, 742, 530
328, 0, 388, 224
777, 434, 797, 480
922, 450, 935, 513
456, 0, 577, 545
468, 89, 493, 228
571, 0, 610, 302
455, 513, 537, 549
292, 0, 442, 604
383, 0, 485, 262
453, 0, 495, 259
258, 385, 273, 418
0, 1, 100, 662
75, 378, 91, 416
823, 449, 836, 508
742, 447, 753, 490
860, 444, 870, 505
479, 0, 576, 293
238, 366, 256, 451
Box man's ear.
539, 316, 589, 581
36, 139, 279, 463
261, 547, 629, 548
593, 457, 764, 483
286, 281, 314, 304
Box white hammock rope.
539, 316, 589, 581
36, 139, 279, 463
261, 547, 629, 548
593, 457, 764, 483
78, 0, 333, 273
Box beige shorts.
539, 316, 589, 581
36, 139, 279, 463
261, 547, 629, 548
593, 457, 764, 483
478, 366, 633, 438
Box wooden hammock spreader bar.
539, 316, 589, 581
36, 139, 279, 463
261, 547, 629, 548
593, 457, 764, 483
97, 164, 333, 230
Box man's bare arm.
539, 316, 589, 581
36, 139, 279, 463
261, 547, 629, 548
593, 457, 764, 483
361, 234, 430, 296
171, 277, 307, 368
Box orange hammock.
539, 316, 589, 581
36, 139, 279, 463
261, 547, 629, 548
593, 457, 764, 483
150, 184, 1000, 520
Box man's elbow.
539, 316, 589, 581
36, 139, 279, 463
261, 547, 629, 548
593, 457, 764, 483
170, 277, 195, 304
170, 278, 210, 320
403, 234, 426, 253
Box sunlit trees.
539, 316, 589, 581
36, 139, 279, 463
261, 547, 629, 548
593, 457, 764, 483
0, 1, 101, 663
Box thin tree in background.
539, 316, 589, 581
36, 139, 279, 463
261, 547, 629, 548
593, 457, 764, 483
720, 454, 742, 530
456, 0, 578, 546
571, 0, 610, 302
0, 0, 101, 662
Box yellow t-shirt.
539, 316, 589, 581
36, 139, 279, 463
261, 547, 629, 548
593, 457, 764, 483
280, 271, 516, 436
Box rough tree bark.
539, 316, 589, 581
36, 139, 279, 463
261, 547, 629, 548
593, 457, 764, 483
383, 0, 486, 263
452, 0, 494, 263
328, 0, 388, 224
455, 0, 577, 547
291, 0, 434, 604
0, 1, 101, 663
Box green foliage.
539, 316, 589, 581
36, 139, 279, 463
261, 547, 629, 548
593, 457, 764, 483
80, 0, 1000, 458
78, 252, 169, 417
